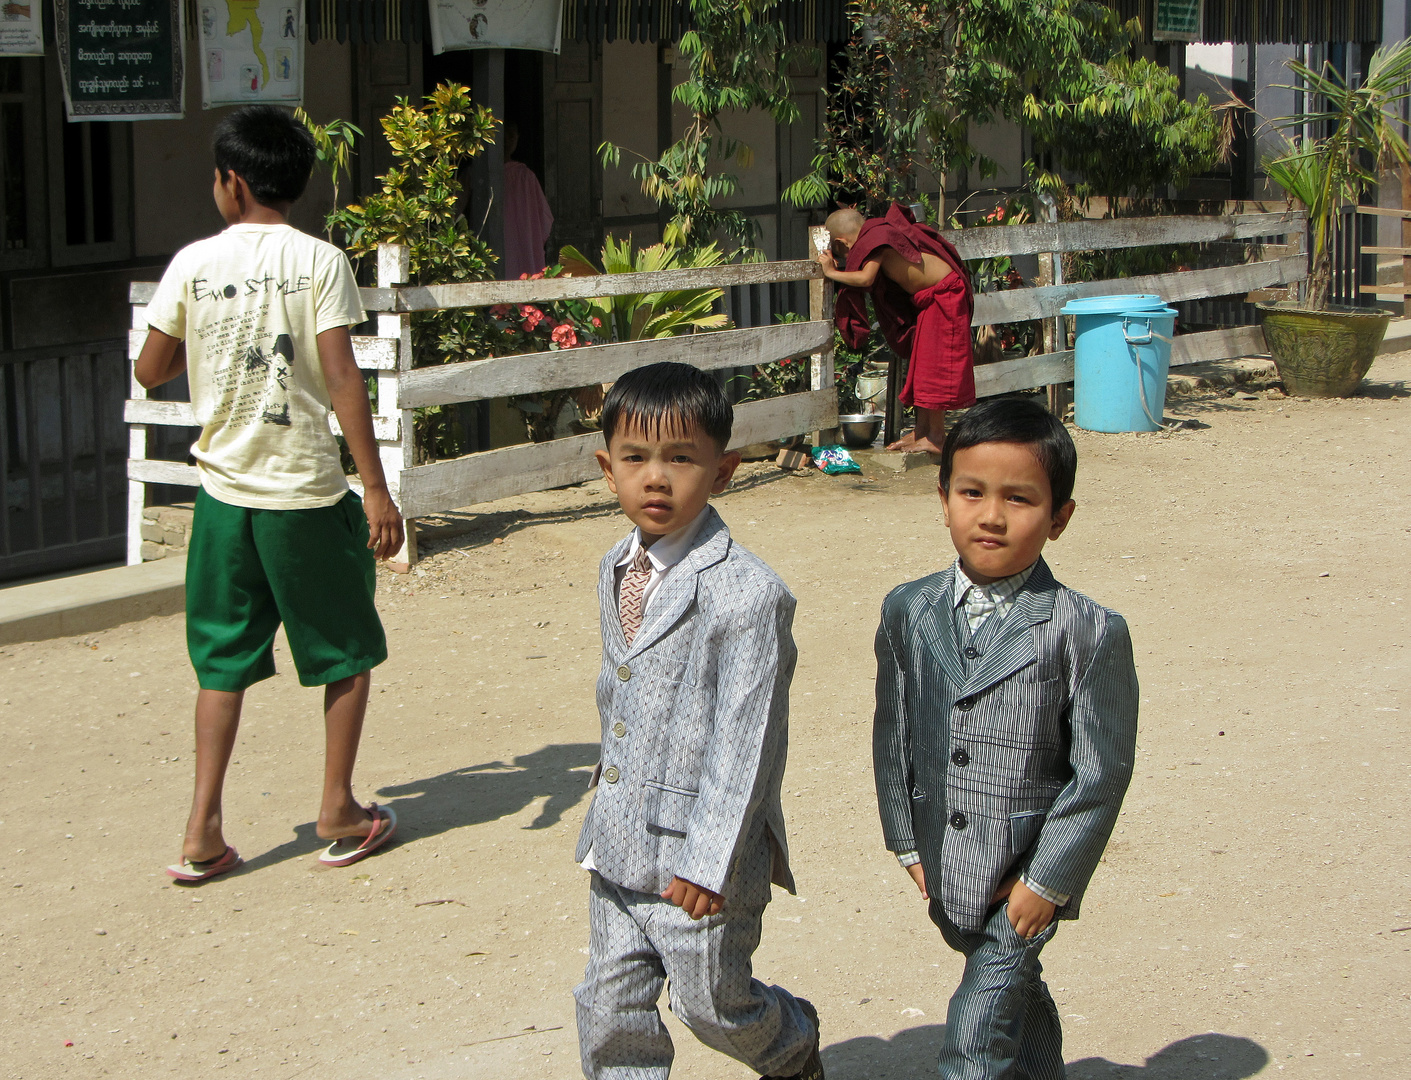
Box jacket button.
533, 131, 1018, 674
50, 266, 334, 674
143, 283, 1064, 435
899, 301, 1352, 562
951, 748, 970, 767
950, 811, 968, 830
963, 646, 980, 660
617, 665, 631, 681
955, 696, 975, 711
602, 765, 620, 783
612, 721, 626, 738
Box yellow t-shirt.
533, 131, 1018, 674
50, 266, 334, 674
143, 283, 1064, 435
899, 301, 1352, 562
145, 223, 367, 510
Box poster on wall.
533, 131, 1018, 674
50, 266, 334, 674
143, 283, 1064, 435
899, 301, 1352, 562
0, 0, 45, 57
430, 0, 564, 55
55, 0, 184, 120
197, 0, 303, 109
1153, 0, 1203, 42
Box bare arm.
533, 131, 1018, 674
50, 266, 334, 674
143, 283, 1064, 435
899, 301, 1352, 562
316, 325, 405, 561
817, 250, 881, 288
134, 328, 188, 390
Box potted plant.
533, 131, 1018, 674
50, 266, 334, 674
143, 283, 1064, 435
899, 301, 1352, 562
1259, 39, 1411, 396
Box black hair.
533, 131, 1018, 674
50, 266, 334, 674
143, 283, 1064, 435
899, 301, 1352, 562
212, 105, 316, 206
939, 397, 1077, 511
601, 362, 733, 451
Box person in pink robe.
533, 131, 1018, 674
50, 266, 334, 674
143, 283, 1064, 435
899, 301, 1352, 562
502, 123, 554, 280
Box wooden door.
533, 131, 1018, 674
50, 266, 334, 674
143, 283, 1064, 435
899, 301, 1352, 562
542, 39, 602, 261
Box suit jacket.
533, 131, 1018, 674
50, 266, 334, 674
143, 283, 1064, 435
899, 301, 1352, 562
873, 558, 1138, 932
576, 507, 797, 906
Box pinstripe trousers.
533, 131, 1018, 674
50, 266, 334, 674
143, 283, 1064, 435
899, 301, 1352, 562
930, 899, 1064, 1080
574, 865, 816, 1080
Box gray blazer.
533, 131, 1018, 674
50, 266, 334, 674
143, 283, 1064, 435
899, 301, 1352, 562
873, 558, 1138, 932
576, 507, 797, 906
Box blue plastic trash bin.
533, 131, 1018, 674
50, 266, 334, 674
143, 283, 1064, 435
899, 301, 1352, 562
1061, 294, 1177, 433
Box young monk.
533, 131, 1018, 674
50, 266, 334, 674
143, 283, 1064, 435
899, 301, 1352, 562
819, 203, 975, 455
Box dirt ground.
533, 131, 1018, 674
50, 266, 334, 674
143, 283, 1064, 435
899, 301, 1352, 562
3, 354, 1409, 1080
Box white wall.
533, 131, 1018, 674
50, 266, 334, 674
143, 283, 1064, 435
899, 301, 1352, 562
599, 41, 659, 223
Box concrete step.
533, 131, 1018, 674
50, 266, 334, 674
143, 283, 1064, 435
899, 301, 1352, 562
0, 556, 186, 646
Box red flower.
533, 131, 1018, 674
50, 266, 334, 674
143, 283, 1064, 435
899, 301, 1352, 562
551, 322, 579, 348
995, 206, 1007, 221
530, 270, 546, 280
519, 305, 545, 331
518, 272, 530, 280
489, 304, 512, 319
591, 316, 602, 328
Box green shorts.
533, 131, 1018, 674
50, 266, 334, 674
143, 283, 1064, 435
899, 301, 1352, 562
185, 489, 388, 692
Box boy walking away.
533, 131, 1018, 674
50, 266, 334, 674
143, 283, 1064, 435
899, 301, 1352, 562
574, 362, 824, 1080
820, 203, 976, 455
872, 398, 1138, 1079
135, 105, 405, 883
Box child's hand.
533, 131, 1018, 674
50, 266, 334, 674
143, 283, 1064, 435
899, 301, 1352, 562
660, 877, 723, 920
1001, 878, 1055, 940
905, 862, 928, 899
816, 250, 837, 272
362, 486, 405, 561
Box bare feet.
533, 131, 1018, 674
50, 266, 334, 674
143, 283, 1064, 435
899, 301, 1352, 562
317, 800, 377, 842
183, 812, 228, 864
885, 431, 944, 455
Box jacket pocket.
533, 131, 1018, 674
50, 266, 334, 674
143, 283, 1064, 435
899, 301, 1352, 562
644, 779, 698, 838
1009, 809, 1047, 855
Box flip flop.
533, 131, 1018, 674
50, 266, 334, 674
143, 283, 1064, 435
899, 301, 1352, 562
167, 845, 242, 883
318, 803, 397, 867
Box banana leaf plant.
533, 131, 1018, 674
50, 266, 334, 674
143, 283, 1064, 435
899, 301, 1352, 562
556, 237, 733, 341
1263, 38, 1411, 310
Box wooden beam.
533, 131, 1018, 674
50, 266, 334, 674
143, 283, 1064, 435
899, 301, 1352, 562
971, 326, 1268, 400
352, 336, 398, 370
397, 321, 831, 409
1359, 284, 1411, 295
396, 388, 836, 519
942, 211, 1306, 260
128, 458, 201, 487
972, 256, 1307, 326
1348, 206, 1411, 219
1361, 245, 1411, 255
395, 260, 821, 312
126, 281, 397, 312
124, 398, 400, 440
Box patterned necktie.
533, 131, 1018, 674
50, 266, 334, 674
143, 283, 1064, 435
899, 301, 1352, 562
619, 547, 653, 645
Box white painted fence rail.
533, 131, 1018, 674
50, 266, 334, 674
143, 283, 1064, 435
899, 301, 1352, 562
124, 209, 1306, 568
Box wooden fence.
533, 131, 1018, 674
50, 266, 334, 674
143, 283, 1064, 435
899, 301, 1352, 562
125, 208, 1305, 569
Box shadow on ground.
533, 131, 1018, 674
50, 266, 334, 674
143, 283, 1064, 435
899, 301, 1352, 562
822, 1026, 1268, 1080
375, 742, 600, 839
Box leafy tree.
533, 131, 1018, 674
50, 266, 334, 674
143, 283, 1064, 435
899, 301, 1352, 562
600, 0, 813, 253
786, 0, 1227, 212
295, 107, 362, 239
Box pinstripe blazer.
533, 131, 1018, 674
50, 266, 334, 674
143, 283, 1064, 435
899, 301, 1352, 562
575, 507, 797, 906
873, 558, 1138, 932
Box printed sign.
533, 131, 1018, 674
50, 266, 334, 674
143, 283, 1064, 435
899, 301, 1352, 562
55, 0, 184, 120
1153, 0, 1202, 43
198, 0, 303, 109
430, 0, 563, 55
0, 0, 45, 57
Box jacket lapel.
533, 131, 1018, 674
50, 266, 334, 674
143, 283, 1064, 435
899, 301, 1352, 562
625, 507, 731, 658
960, 558, 1059, 696
916, 565, 969, 692
600, 534, 632, 655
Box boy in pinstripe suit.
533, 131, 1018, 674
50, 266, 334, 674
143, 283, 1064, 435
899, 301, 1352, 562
873, 397, 1139, 1080
573, 363, 824, 1080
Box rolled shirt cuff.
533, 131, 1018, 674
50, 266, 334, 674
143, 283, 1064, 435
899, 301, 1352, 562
1019, 873, 1070, 907
896, 850, 921, 868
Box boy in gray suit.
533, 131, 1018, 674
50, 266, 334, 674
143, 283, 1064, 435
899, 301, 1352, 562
574, 363, 824, 1080
873, 397, 1138, 1080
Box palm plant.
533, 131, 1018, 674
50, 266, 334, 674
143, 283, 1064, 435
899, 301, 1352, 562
556, 237, 733, 341
1264, 39, 1411, 310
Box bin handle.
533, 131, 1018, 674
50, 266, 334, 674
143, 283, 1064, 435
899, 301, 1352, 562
1123, 318, 1178, 430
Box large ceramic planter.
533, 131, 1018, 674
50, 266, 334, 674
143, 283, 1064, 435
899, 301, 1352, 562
1257, 302, 1390, 397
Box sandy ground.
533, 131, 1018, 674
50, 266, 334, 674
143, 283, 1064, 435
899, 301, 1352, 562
3, 354, 1410, 1080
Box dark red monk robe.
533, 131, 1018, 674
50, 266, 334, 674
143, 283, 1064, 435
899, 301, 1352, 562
833, 203, 977, 411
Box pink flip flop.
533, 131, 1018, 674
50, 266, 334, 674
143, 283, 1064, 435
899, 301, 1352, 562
318, 803, 397, 867
167, 846, 243, 883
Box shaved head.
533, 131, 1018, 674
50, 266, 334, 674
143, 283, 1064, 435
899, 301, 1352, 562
825, 208, 865, 239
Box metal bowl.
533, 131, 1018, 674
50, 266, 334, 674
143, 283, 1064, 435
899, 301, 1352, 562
837, 413, 883, 448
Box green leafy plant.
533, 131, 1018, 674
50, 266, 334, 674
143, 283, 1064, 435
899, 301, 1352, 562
295, 107, 362, 238
557, 237, 732, 340
1263, 38, 1411, 310
600, 0, 814, 253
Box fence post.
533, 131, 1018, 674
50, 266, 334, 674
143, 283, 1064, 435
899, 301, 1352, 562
1040, 195, 1068, 417
808, 225, 837, 446
126, 300, 149, 565
377, 243, 418, 572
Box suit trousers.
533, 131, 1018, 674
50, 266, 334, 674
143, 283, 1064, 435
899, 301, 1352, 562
930, 899, 1064, 1080
575, 871, 815, 1080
